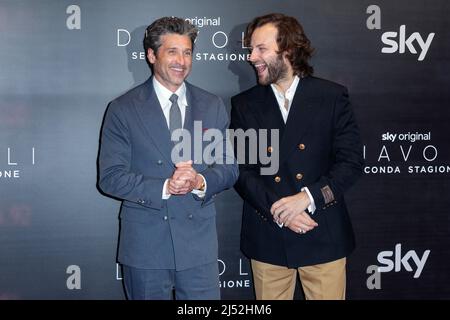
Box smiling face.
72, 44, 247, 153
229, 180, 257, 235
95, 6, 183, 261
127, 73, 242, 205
147, 33, 193, 92
249, 23, 292, 86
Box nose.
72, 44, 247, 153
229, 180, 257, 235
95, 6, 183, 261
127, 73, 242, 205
175, 52, 185, 66
249, 50, 258, 63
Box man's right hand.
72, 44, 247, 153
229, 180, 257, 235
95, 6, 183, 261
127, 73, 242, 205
283, 211, 318, 234
166, 160, 197, 195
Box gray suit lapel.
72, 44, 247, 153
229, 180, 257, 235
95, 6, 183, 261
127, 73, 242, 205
134, 78, 175, 165
185, 83, 202, 165
184, 85, 194, 136
185, 83, 211, 169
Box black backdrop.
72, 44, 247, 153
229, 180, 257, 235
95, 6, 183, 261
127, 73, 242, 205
1, 0, 449, 299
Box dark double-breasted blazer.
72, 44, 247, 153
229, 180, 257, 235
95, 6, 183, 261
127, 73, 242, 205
231, 76, 364, 267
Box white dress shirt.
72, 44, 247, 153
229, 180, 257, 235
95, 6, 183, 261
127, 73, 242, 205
271, 76, 316, 216
153, 77, 188, 129
152, 77, 206, 199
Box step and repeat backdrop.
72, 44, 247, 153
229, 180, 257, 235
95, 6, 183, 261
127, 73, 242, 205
1, 0, 449, 299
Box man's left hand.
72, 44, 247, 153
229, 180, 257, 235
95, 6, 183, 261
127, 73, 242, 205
169, 161, 204, 194
271, 191, 312, 225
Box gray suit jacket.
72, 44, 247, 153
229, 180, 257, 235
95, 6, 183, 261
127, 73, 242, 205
98, 77, 238, 271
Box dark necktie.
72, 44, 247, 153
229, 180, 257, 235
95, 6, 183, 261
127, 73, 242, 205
169, 93, 182, 135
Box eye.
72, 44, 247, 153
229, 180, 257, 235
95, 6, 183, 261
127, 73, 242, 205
184, 50, 192, 56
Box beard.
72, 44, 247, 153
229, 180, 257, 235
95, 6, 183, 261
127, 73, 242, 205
258, 53, 289, 86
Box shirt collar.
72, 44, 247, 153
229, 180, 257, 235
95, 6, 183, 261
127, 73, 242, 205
271, 75, 300, 101
152, 77, 188, 109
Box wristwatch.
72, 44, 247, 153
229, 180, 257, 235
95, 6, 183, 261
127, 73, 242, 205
197, 175, 206, 191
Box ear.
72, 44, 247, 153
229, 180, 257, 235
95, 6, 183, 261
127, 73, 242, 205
147, 48, 156, 64
282, 50, 293, 66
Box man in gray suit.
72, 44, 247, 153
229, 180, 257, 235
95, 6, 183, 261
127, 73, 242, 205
98, 17, 238, 300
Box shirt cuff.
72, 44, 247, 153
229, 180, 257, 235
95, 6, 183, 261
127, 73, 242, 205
191, 174, 207, 198
302, 187, 316, 214
162, 179, 171, 199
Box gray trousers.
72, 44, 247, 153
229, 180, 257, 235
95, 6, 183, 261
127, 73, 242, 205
122, 262, 220, 300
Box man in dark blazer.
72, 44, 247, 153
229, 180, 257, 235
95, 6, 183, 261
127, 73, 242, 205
98, 17, 238, 300
230, 13, 364, 299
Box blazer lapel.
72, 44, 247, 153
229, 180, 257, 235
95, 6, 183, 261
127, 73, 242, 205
249, 86, 285, 133
134, 78, 174, 165
279, 76, 320, 165
185, 83, 208, 167
184, 85, 194, 136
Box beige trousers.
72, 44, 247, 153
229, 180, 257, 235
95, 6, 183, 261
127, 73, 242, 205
251, 258, 346, 300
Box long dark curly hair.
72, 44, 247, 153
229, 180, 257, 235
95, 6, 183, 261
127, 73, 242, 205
245, 13, 314, 77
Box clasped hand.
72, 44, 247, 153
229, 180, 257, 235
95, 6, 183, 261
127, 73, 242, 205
270, 191, 318, 233
167, 160, 202, 195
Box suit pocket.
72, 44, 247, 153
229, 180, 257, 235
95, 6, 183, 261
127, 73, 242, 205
195, 202, 216, 220
121, 200, 156, 210
120, 201, 161, 223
